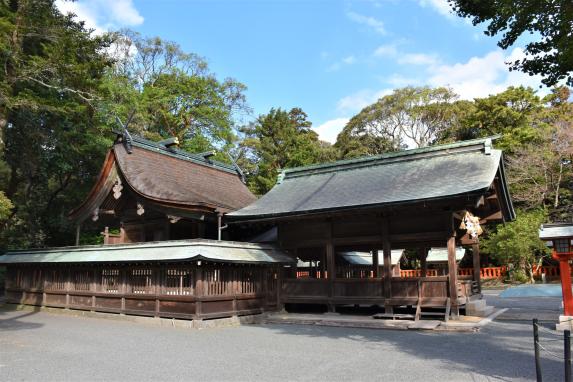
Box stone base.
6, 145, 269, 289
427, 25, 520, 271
556, 315, 573, 331
465, 299, 494, 317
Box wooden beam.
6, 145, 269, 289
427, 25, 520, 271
389, 231, 449, 243
479, 210, 502, 224
472, 242, 481, 294
382, 218, 393, 314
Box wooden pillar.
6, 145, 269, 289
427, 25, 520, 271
277, 265, 284, 312
382, 218, 393, 314
75, 224, 81, 246
372, 249, 380, 278
557, 256, 573, 316
418, 247, 428, 277
217, 213, 223, 241
447, 234, 460, 318
326, 241, 335, 312
195, 264, 204, 319
472, 242, 482, 294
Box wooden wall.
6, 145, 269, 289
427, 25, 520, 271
5, 263, 279, 320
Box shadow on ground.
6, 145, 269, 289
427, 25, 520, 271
0, 305, 44, 331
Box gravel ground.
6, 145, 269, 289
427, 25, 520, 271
0, 293, 567, 382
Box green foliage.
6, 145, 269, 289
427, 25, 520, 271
448, 0, 573, 87
99, 30, 248, 161
335, 86, 458, 158
481, 209, 550, 283
239, 108, 338, 194
449, 86, 547, 153
0, 0, 113, 248
0, 191, 13, 221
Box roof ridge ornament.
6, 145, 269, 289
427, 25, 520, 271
484, 138, 492, 155
276, 170, 285, 184
115, 111, 135, 154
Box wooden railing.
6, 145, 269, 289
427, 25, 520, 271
399, 269, 439, 277
281, 276, 469, 307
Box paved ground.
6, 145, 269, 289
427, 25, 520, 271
0, 291, 567, 381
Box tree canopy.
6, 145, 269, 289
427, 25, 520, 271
448, 0, 573, 87
335, 87, 458, 158
238, 108, 336, 195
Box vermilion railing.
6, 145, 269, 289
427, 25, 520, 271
296, 266, 563, 279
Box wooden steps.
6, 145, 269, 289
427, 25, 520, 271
372, 313, 415, 320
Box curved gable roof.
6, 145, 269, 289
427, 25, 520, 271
229, 137, 515, 221
69, 136, 256, 222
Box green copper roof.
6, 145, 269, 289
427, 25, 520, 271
426, 247, 466, 262
0, 239, 295, 264
539, 223, 573, 240
229, 137, 514, 220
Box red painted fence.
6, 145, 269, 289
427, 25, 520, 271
296, 266, 562, 279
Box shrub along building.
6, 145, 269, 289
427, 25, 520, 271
1, 135, 514, 321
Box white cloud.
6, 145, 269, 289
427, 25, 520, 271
342, 55, 356, 65
314, 118, 350, 144
55, 0, 143, 34
327, 55, 357, 72
427, 48, 545, 99
386, 74, 421, 87
398, 53, 440, 66
373, 44, 398, 57
337, 88, 393, 114
347, 11, 387, 35
418, 0, 454, 18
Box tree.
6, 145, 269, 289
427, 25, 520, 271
481, 209, 550, 283
0, 0, 113, 248
446, 86, 547, 154
239, 108, 337, 194
506, 87, 573, 220
335, 86, 458, 158
100, 30, 248, 159
448, 0, 573, 87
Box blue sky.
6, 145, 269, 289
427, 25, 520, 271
56, 0, 545, 143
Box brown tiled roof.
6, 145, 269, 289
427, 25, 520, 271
69, 136, 256, 222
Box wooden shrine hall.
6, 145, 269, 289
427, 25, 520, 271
0, 130, 292, 321
68, 129, 257, 244
228, 137, 515, 317
1, 135, 514, 321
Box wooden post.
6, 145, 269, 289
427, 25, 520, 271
558, 257, 573, 316
447, 233, 459, 318
326, 241, 335, 312
382, 218, 393, 314
75, 224, 81, 246
217, 213, 223, 241
195, 264, 204, 319
372, 249, 380, 278
472, 242, 482, 294
276, 264, 285, 312
418, 247, 428, 278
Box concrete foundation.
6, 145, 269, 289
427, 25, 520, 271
465, 299, 494, 317
556, 315, 573, 331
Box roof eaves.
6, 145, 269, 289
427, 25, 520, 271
227, 188, 489, 222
